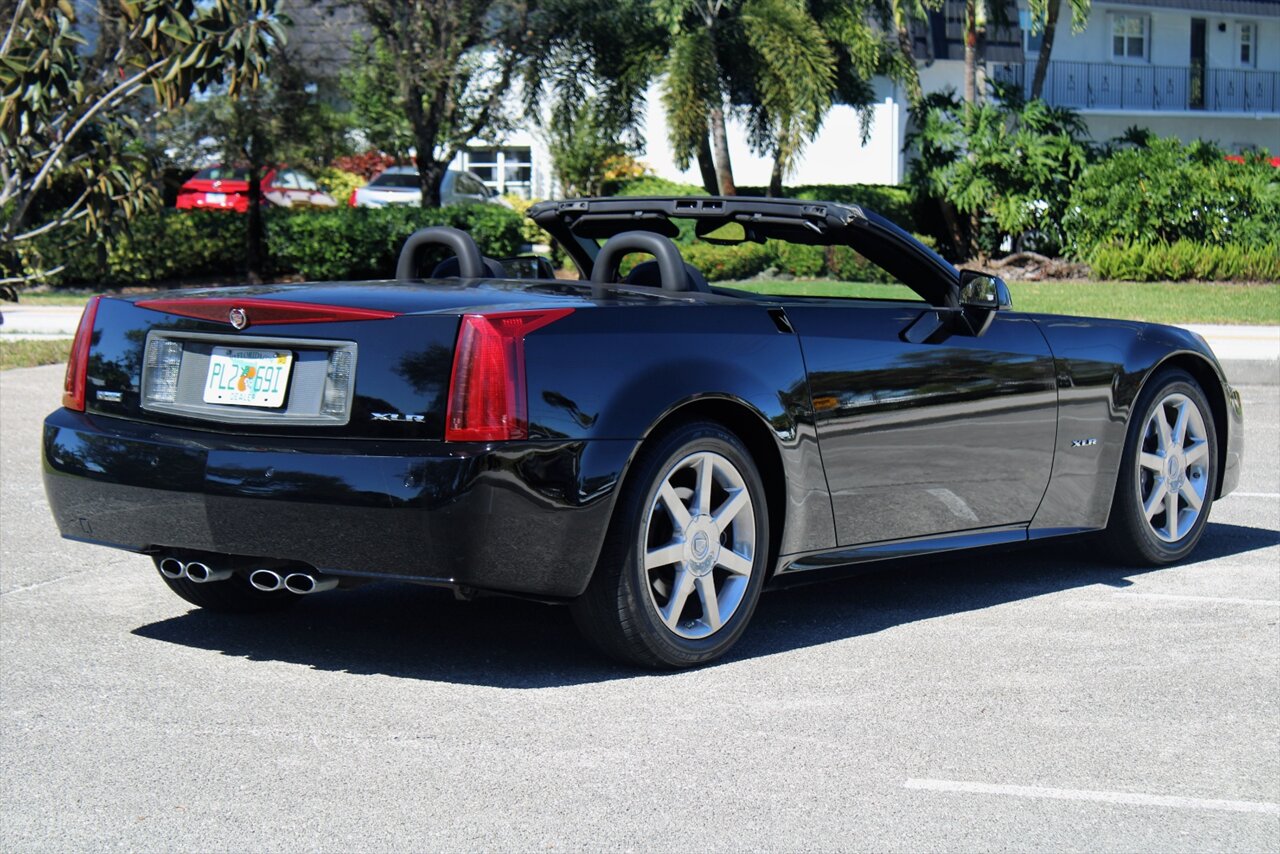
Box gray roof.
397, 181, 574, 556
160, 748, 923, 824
1096, 0, 1279, 16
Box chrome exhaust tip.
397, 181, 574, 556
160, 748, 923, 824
184, 561, 233, 583
158, 557, 186, 580
249, 569, 285, 592
283, 572, 339, 595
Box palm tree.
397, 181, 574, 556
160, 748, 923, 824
657, 0, 739, 194
1027, 0, 1091, 100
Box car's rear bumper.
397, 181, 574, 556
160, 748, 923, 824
42, 408, 633, 598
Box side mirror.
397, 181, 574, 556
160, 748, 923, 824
958, 270, 1012, 310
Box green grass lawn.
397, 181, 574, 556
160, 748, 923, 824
722, 279, 1280, 325
0, 339, 72, 371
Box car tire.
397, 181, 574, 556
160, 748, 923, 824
156, 563, 301, 614
1100, 368, 1217, 566
572, 420, 770, 668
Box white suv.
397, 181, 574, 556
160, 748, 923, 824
348, 167, 510, 208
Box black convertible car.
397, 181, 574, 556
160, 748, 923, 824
44, 196, 1243, 667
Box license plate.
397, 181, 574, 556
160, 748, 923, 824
203, 347, 292, 408
206, 193, 226, 205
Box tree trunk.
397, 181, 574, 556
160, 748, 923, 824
404, 81, 444, 207
418, 161, 448, 209
939, 200, 966, 260
964, 0, 978, 110
1029, 0, 1061, 100
246, 168, 264, 283
707, 103, 736, 196
244, 131, 266, 283
695, 134, 719, 195
768, 155, 784, 197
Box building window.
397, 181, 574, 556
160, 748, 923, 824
461, 147, 534, 199
1237, 23, 1256, 68
1111, 15, 1149, 62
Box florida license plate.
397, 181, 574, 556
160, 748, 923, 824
206, 193, 226, 205
203, 347, 292, 408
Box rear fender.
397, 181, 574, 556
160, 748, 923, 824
524, 307, 837, 561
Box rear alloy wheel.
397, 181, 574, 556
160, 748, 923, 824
572, 421, 769, 668
1101, 369, 1217, 566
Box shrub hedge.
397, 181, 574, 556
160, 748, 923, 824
1089, 240, 1280, 283
36, 204, 526, 286
679, 240, 902, 283
268, 204, 525, 280
1063, 139, 1279, 257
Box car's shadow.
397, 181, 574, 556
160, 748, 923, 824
132, 522, 1279, 688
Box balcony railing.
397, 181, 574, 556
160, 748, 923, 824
991, 60, 1280, 114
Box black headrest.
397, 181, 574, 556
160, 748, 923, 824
624, 260, 710, 293
430, 255, 508, 278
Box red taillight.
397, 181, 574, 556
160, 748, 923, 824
445, 309, 574, 442
62, 296, 101, 411
348, 189, 358, 207
134, 297, 400, 326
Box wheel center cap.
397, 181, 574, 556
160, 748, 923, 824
684, 515, 719, 577
1167, 454, 1183, 480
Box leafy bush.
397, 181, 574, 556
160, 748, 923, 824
681, 241, 774, 281
331, 151, 399, 180
907, 91, 1091, 258
1064, 139, 1280, 257
35, 204, 526, 286
825, 245, 898, 283
314, 168, 364, 205
30, 210, 245, 287
610, 175, 708, 197
1089, 240, 1280, 282
678, 239, 908, 283
770, 241, 824, 277
268, 204, 526, 281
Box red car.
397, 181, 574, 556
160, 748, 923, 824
175, 166, 338, 211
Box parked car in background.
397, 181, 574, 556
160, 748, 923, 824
175, 166, 338, 212
348, 166, 509, 208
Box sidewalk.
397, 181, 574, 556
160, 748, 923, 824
0, 305, 85, 340
3, 304, 1277, 385
1180, 324, 1279, 386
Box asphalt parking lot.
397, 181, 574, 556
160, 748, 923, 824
2, 364, 1277, 852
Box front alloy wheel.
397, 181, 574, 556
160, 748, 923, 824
1102, 368, 1217, 566
573, 421, 770, 668
1136, 392, 1211, 543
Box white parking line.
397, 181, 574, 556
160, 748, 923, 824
904, 779, 1280, 815
1115, 592, 1280, 606
1232, 492, 1280, 498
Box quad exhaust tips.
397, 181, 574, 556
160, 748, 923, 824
249, 569, 284, 592
158, 557, 186, 580
158, 557, 232, 583
283, 572, 339, 595
249, 568, 338, 595
183, 561, 233, 583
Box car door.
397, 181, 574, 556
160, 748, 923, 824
785, 293, 1058, 547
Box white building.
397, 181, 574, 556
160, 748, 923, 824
1000, 0, 1280, 150
641, 0, 1279, 191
